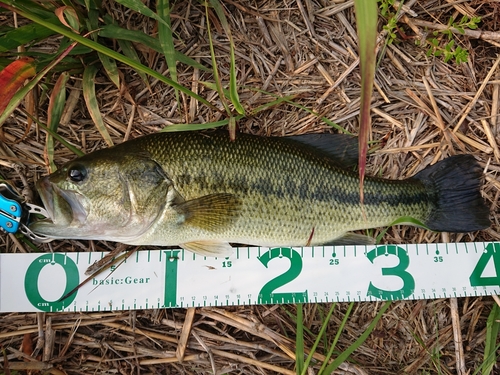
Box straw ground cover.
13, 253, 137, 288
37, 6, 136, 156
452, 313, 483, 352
1, 0, 500, 373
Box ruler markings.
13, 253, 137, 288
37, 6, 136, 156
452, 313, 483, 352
1, 243, 500, 312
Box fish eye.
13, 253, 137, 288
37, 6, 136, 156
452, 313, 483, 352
67, 164, 87, 183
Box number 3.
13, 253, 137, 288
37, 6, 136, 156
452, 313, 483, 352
366, 245, 415, 300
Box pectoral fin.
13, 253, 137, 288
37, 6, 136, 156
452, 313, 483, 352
181, 240, 233, 257
174, 193, 241, 232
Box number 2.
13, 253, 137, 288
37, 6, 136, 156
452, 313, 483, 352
258, 248, 308, 304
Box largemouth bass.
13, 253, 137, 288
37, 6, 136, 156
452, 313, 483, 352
30, 131, 490, 256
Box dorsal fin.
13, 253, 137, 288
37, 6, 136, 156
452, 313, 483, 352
287, 133, 359, 167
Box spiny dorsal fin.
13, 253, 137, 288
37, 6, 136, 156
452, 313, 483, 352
287, 133, 359, 167
174, 193, 241, 232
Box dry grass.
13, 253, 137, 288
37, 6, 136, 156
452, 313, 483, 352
1, 0, 500, 373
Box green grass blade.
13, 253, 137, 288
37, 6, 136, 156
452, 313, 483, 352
376, 216, 430, 244
21, 109, 84, 156
113, 0, 169, 27
157, 0, 181, 113
98, 23, 209, 71
98, 52, 120, 88
157, 0, 177, 85
474, 342, 500, 375
353, 0, 377, 203
161, 115, 245, 132
200, 80, 230, 98
322, 302, 391, 373
83, 64, 114, 146
295, 304, 304, 374
301, 303, 336, 375
482, 303, 500, 375
1, 0, 57, 23
318, 302, 354, 374
117, 39, 149, 87
317, 305, 329, 355
246, 87, 349, 134
209, 0, 245, 115
229, 50, 245, 115
204, 2, 231, 115
175, 52, 211, 71
46, 72, 70, 172
1, 0, 216, 110
0, 23, 55, 52
99, 23, 163, 51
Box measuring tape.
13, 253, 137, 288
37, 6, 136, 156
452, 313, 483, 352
1, 242, 499, 312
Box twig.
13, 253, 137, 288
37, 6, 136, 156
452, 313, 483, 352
191, 330, 216, 375
450, 298, 466, 375
481, 119, 500, 162
296, 0, 315, 38
408, 19, 500, 41
211, 348, 295, 375
176, 308, 196, 362
492, 72, 499, 134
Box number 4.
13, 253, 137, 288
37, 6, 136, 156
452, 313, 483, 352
470, 243, 500, 287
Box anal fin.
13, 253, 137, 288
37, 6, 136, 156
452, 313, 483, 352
322, 232, 375, 246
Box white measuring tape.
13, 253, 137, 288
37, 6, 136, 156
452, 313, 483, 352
1, 242, 499, 312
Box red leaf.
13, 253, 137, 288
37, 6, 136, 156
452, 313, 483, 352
0, 57, 36, 114
21, 333, 34, 356
55, 6, 80, 33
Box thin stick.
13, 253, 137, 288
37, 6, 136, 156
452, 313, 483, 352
481, 119, 500, 162
176, 308, 196, 361
450, 298, 466, 375
191, 330, 216, 375
296, 0, 315, 38
492, 73, 499, 134
211, 348, 295, 375
409, 19, 500, 41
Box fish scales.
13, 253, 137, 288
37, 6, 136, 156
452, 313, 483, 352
131, 132, 431, 246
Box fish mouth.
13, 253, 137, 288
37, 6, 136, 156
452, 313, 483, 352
36, 177, 56, 221
32, 177, 88, 229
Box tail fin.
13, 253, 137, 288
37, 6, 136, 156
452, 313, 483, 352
413, 154, 490, 232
